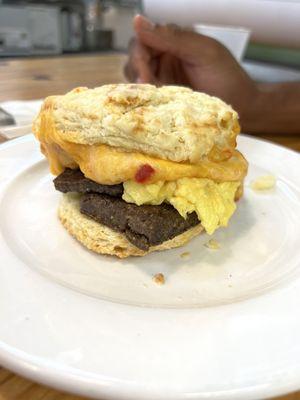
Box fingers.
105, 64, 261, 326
133, 14, 155, 33
133, 41, 155, 83
134, 14, 226, 65
125, 14, 230, 86
124, 37, 157, 83
156, 53, 176, 85
124, 39, 138, 82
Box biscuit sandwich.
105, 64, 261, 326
33, 84, 248, 258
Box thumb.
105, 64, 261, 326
134, 14, 222, 63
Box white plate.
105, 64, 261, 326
0, 134, 300, 400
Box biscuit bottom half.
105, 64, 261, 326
58, 193, 203, 258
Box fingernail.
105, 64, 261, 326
138, 15, 154, 31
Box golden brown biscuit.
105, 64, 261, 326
33, 111, 247, 186
34, 84, 239, 164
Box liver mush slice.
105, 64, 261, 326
54, 168, 200, 251
80, 193, 200, 251
54, 168, 123, 197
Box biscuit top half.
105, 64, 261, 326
34, 84, 240, 164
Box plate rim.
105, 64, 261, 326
0, 340, 300, 400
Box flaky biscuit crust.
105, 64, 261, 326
35, 84, 239, 164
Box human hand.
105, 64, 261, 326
124, 15, 258, 121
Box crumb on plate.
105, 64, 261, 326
153, 273, 165, 285
204, 239, 220, 250
251, 175, 276, 191
180, 251, 190, 259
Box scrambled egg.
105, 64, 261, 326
123, 178, 240, 235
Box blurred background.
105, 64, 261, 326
0, 0, 299, 68
0, 0, 300, 130
0, 0, 300, 81
0, 0, 141, 54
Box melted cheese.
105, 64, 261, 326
34, 108, 248, 185
34, 106, 248, 184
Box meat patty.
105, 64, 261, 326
80, 193, 200, 251
54, 169, 123, 197
55, 169, 201, 251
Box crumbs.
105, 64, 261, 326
180, 251, 190, 259
152, 273, 165, 285
251, 175, 276, 191
204, 239, 220, 250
